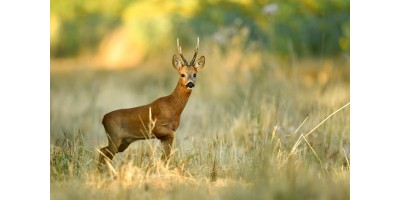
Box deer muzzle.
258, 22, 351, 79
186, 82, 195, 89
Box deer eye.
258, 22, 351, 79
193, 74, 196, 77
181, 74, 185, 78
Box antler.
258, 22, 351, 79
177, 38, 189, 66
190, 37, 199, 66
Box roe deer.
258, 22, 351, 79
98, 38, 205, 167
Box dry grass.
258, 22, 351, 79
50, 43, 349, 199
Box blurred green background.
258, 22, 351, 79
50, 0, 349, 68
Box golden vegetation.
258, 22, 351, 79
50, 41, 349, 199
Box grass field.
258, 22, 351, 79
50, 44, 350, 199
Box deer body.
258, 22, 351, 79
99, 38, 205, 167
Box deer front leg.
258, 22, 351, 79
153, 125, 175, 160
160, 133, 175, 160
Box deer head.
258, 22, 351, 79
172, 37, 205, 91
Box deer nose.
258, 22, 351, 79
187, 82, 195, 88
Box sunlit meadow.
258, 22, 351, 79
51, 42, 349, 200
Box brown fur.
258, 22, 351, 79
98, 40, 205, 167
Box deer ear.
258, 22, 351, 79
195, 56, 205, 71
172, 55, 182, 71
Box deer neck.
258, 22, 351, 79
169, 82, 192, 115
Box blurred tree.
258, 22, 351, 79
267, 0, 350, 56
50, 0, 349, 60
50, 0, 128, 57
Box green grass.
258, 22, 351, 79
50, 46, 350, 199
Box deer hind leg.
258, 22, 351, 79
118, 138, 134, 152
98, 139, 135, 170
98, 135, 121, 167
99, 115, 128, 168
